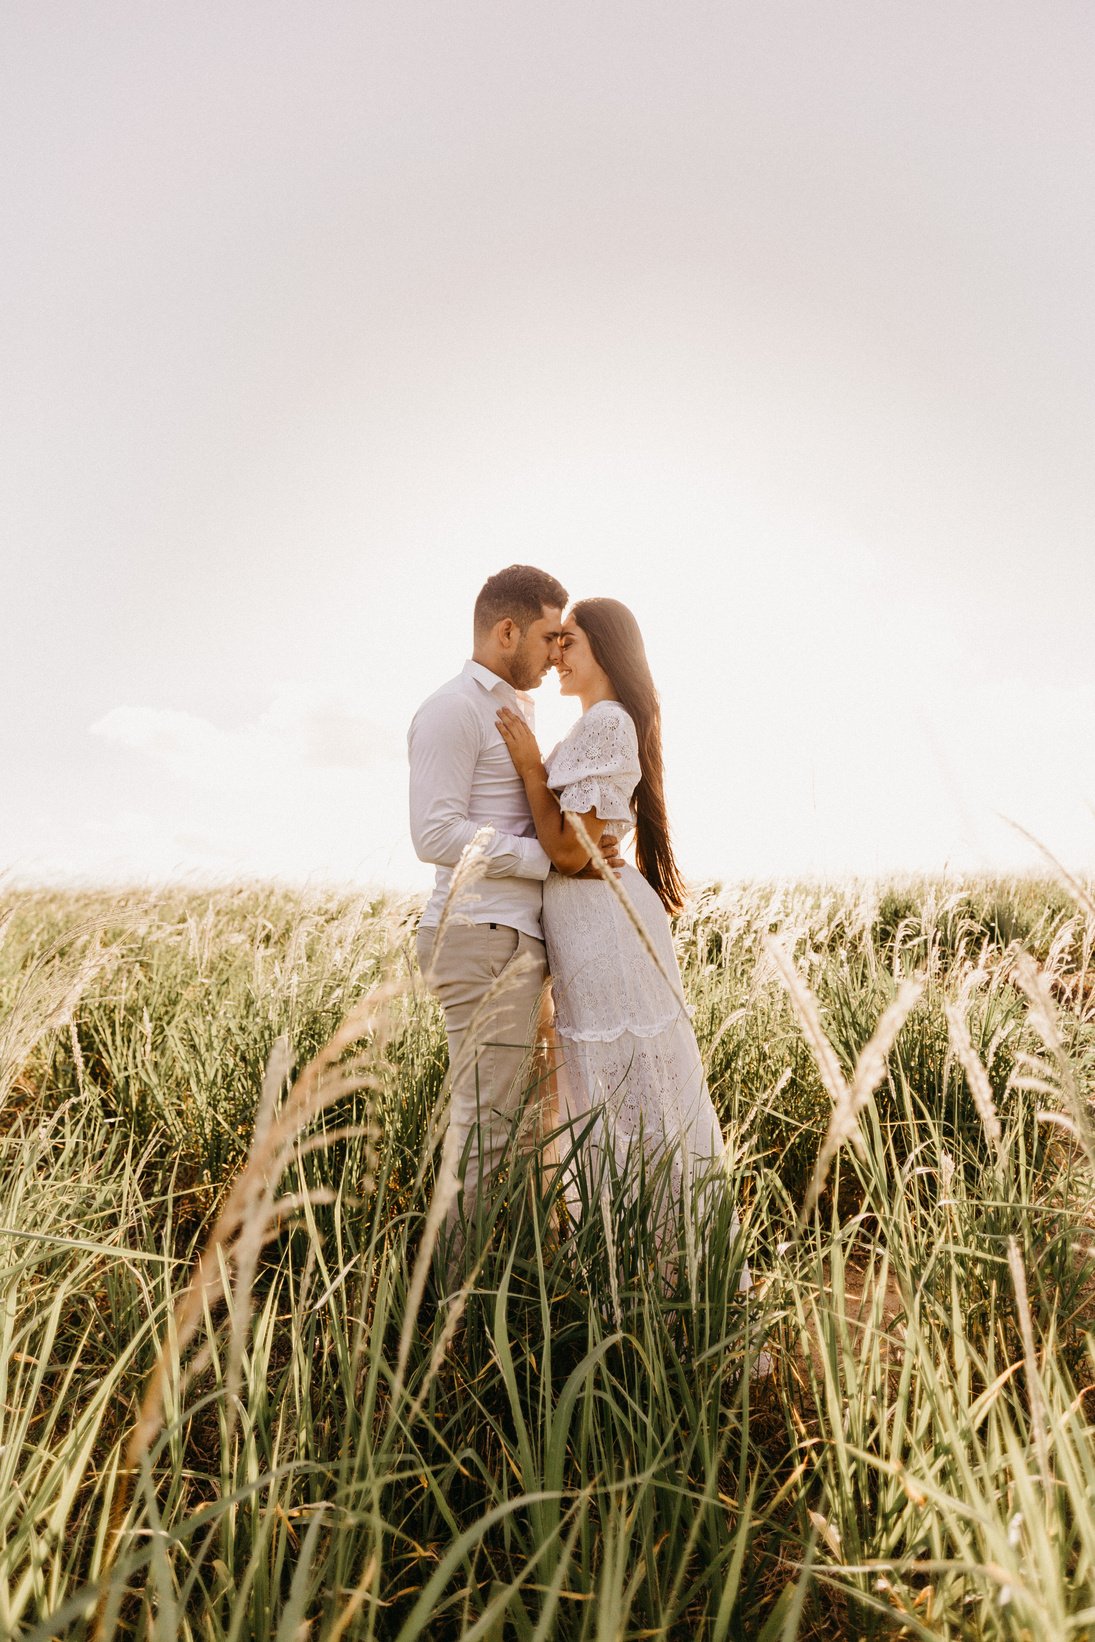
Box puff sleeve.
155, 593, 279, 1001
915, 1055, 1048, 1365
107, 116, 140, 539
547, 704, 640, 822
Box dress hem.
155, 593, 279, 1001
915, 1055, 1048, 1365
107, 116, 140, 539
555, 1008, 694, 1044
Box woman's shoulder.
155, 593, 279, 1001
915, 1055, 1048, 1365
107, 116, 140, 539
581, 699, 636, 734
553, 701, 639, 771
584, 700, 639, 752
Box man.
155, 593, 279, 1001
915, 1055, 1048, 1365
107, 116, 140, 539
409, 563, 617, 1245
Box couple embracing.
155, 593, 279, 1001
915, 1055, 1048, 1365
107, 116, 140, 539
410, 564, 743, 1272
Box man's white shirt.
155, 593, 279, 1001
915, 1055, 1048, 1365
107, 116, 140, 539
409, 660, 552, 939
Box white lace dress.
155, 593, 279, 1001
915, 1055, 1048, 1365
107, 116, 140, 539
543, 702, 741, 1259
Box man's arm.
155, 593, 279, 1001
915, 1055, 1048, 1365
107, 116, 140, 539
408, 695, 552, 879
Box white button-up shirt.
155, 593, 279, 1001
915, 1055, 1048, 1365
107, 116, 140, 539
409, 660, 552, 939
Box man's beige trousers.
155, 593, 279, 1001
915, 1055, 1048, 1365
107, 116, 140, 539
417, 922, 549, 1241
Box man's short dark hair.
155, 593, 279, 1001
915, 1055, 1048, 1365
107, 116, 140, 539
473, 564, 568, 637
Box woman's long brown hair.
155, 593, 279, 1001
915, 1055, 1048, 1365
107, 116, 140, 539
569, 598, 687, 913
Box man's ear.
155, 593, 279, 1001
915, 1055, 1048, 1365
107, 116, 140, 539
495, 618, 518, 651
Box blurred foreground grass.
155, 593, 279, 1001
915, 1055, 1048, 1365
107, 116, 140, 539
2, 874, 1095, 1639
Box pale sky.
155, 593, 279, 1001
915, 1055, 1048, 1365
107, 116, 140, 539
3, 3, 1094, 892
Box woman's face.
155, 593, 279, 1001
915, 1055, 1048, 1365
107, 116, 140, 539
556, 620, 611, 699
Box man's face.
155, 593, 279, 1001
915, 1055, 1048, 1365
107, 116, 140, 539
508, 605, 564, 690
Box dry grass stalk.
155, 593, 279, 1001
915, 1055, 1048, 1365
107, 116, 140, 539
564, 811, 687, 1009
1013, 952, 1095, 1177
599, 1178, 622, 1328
764, 939, 857, 1121
0, 931, 120, 1108
944, 1003, 1005, 1164
1007, 1236, 1052, 1490
423, 824, 495, 984
69, 1018, 87, 1099
765, 938, 923, 1224
327, 1555, 380, 1642
1005, 820, 1095, 924
847, 981, 924, 1109
96, 985, 393, 1638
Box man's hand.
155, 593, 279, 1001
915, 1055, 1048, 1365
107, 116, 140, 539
573, 832, 624, 879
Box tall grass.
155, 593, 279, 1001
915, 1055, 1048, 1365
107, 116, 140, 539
1, 874, 1094, 1638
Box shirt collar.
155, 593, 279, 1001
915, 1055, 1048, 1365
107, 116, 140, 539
463, 659, 535, 723
464, 658, 517, 700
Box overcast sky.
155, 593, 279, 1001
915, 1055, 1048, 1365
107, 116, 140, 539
3, 2, 1094, 892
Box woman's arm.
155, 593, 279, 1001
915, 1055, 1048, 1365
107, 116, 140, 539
496, 707, 607, 874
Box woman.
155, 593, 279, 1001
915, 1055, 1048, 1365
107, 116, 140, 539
496, 598, 742, 1266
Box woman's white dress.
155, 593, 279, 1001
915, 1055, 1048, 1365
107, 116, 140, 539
542, 702, 738, 1255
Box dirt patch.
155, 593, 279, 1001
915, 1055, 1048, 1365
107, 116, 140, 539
795, 1256, 908, 1380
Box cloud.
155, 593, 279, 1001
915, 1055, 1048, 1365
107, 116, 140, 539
258, 692, 398, 771
90, 707, 235, 780
80, 688, 416, 883
90, 688, 398, 787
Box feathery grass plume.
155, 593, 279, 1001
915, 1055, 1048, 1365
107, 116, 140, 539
1008, 1236, 1052, 1492
1012, 952, 1095, 1176
1011, 817, 1095, 932
0, 927, 120, 1108
96, 985, 393, 1637
1036, 1110, 1081, 1142
564, 810, 686, 1008
944, 1002, 1005, 1164
423, 823, 495, 984
1005, 819, 1095, 923
766, 937, 923, 1224
1044, 914, 1080, 985
705, 1005, 750, 1061
68, 1017, 88, 1099
764, 938, 855, 1116
847, 979, 924, 1107
512, 1004, 559, 1164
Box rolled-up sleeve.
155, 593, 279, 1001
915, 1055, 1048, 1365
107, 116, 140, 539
408, 696, 551, 880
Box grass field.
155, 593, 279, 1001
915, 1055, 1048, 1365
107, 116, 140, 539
3, 871, 1095, 1639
